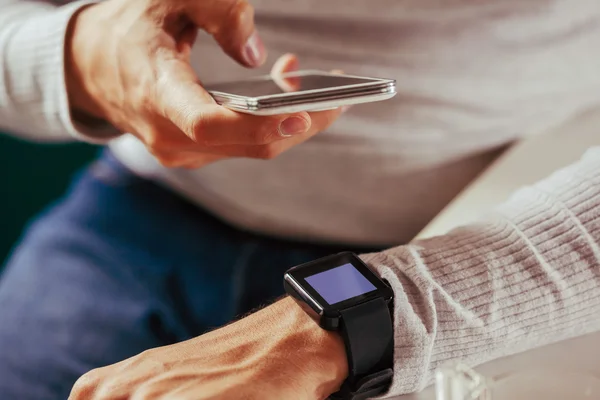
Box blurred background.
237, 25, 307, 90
0, 134, 95, 267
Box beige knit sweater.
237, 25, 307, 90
1, 0, 600, 397
365, 147, 600, 395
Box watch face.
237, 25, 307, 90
284, 252, 393, 323
305, 263, 377, 305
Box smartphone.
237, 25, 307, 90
205, 70, 396, 115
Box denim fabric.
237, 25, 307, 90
0, 150, 379, 400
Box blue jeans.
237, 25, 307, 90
0, 150, 380, 400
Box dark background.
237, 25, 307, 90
0, 134, 96, 267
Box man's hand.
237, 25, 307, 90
69, 298, 348, 400
64, 0, 342, 168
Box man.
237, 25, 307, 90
1, 0, 600, 399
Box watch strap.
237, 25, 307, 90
332, 296, 394, 399
329, 369, 394, 400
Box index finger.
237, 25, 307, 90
184, 0, 266, 68
271, 53, 301, 92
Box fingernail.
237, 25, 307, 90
341, 105, 352, 113
242, 31, 266, 67
279, 116, 310, 137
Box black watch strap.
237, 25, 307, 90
330, 297, 394, 400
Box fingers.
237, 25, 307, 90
271, 53, 301, 92
185, 107, 344, 160
165, 104, 314, 147
151, 48, 344, 167
254, 107, 343, 157
191, 108, 311, 146
149, 107, 343, 168
271, 54, 299, 76
185, 0, 265, 67
164, 95, 313, 146
155, 56, 312, 146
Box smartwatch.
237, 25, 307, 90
283, 252, 394, 400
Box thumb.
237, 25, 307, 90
155, 57, 302, 146
185, 0, 266, 68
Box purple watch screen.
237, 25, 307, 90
304, 263, 377, 305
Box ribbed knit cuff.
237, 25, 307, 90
6, 0, 119, 143
362, 147, 600, 397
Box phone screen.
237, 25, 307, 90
206, 74, 379, 97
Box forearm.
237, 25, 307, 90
70, 295, 348, 400
74, 145, 600, 398
363, 147, 600, 396
0, 0, 118, 142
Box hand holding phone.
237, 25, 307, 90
70, 0, 343, 170
205, 58, 396, 116
174, 54, 344, 167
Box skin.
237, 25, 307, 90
63, 0, 347, 396
68, 298, 348, 400
64, 0, 343, 169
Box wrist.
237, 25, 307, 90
64, 4, 105, 120
277, 297, 348, 395
245, 297, 349, 398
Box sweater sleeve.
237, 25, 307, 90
0, 0, 119, 142
363, 146, 600, 396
